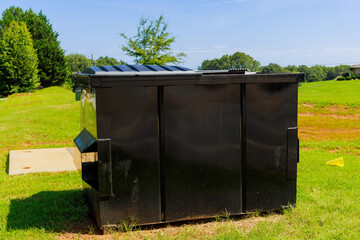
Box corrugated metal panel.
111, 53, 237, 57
128, 65, 152, 72
172, 66, 192, 71
99, 66, 117, 72
82, 66, 105, 74
159, 65, 181, 71
146, 65, 167, 71
113, 65, 135, 72
79, 65, 196, 76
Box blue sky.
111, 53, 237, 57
1, 0, 360, 69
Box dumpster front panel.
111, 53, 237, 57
96, 86, 161, 225
244, 82, 298, 211
163, 84, 242, 221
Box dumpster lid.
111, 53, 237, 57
76, 65, 304, 87
79, 65, 200, 77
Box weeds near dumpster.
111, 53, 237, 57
87, 224, 95, 234
118, 216, 140, 232
215, 209, 231, 222
247, 210, 261, 218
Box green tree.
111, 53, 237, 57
0, 6, 24, 34
0, 7, 70, 87
65, 54, 92, 73
23, 9, 69, 87
283, 65, 298, 73
321, 65, 351, 80
199, 59, 221, 70
260, 63, 284, 73
0, 21, 39, 96
298, 65, 309, 74
199, 52, 260, 71
325, 67, 337, 80
121, 15, 186, 65
335, 65, 352, 76
96, 56, 126, 66
307, 73, 321, 82
306, 65, 326, 82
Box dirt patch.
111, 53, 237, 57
299, 112, 359, 120
326, 105, 352, 113
298, 105, 360, 140
299, 103, 360, 116
57, 220, 102, 240
57, 215, 283, 240
299, 128, 360, 141
328, 148, 340, 153
301, 147, 314, 151
10, 93, 32, 98
301, 103, 314, 108
299, 113, 315, 117
326, 113, 360, 120
345, 151, 360, 158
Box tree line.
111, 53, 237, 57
199, 52, 352, 82
0, 7, 355, 96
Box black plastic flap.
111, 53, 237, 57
74, 128, 97, 153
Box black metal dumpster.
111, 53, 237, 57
74, 65, 304, 229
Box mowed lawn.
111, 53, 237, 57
0, 81, 359, 239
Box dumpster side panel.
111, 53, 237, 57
80, 85, 101, 226
96, 86, 161, 226
80, 86, 97, 138
244, 82, 298, 211
163, 84, 242, 221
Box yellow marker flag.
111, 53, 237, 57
326, 157, 344, 167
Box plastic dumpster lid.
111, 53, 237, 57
79, 65, 200, 77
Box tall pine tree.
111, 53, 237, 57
0, 21, 39, 95
0, 7, 70, 87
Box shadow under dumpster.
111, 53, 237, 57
6, 190, 92, 233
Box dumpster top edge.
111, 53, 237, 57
78, 65, 199, 76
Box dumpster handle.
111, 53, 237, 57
286, 127, 298, 181
98, 138, 114, 198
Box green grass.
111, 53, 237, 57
211, 150, 360, 239
0, 82, 359, 239
0, 87, 80, 151
0, 87, 88, 239
298, 80, 360, 106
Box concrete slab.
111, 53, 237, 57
9, 147, 81, 175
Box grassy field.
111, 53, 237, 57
0, 80, 359, 239
298, 79, 360, 106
